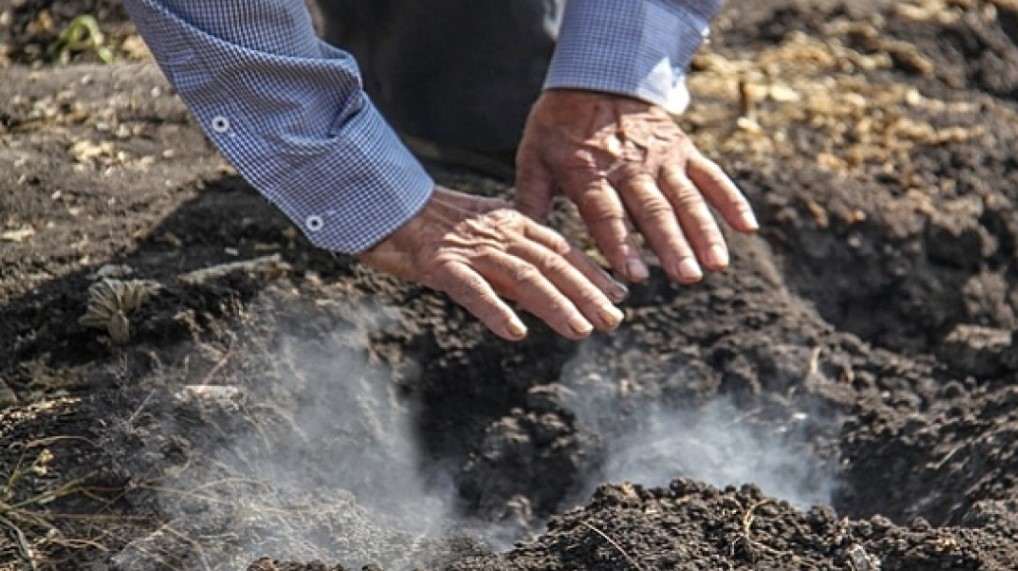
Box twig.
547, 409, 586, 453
198, 333, 236, 386
128, 390, 156, 426
176, 254, 287, 286
2, 472, 97, 513
159, 523, 213, 571
579, 521, 646, 571
741, 499, 771, 534
730, 499, 786, 560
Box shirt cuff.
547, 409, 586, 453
545, 0, 720, 114
125, 0, 433, 253
242, 98, 435, 254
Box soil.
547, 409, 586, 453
3, 0, 1018, 570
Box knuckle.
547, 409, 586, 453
447, 278, 487, 309
543, 233, 572, 256
419, 256, 454, 287
486, 208, 522, 228
586, 210, 628, 229
673, 183, 708, 210
579, 199, 626, 226
473, 242, 504, 260
510, 263, 544, 286
537, 253, 572, 277
693, 156, 732, 185
608, 163, 645, 186
635, 195, 675, 222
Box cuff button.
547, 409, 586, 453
211, 116, 231, 133
306, 215, 324, 232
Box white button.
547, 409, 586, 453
211, 115, 230, 133
306, 215, 324, 232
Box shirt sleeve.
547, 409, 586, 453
123, 0, 434, 253
544, 0, 724, 114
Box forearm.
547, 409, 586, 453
123, 0, 433, 253
545, 0, 724, 113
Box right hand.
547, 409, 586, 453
359, 187, 628, 341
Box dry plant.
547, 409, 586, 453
0, 436, 109, 570
728, 498, 788, 562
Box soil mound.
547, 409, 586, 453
3, 0, 1018, 569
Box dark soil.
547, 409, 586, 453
3, 0, 1018, 570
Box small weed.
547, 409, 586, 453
47, 15, 113, 65
1, 437, 101, 570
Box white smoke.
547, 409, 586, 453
560, 339, 839, 510
112, 304, 839, 570
113, 305, 471, 571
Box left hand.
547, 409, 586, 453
515, 89, 759, 284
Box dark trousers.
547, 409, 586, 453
316, 0, 564, 152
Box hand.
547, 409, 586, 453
515, 89, 759, 284
359, 187, 628, 341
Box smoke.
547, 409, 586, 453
600, 399, 835, 508
113, 305, 472, 570
560, 339, 839, 511
112, 304, 840, 570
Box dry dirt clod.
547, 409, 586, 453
847, 543, 881, 570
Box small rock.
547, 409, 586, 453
940, 324, 1013, 378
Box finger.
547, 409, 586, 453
660, 165, 729, 272
568, 175, 648, 282
432, 261, 529, 341
616, 172, 702, 283
523, 221, 629, 304
686, 153, 759, 233
507, 230, 624, 331
473, 249, 595, 340
514, 153, 556, 222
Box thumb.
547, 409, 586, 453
514, 156, 556, 222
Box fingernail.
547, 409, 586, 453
507, 317, 528, 339
676, 258, 702, 282
600, 305, 625, 330
608, 282, 629, 303
569, 316, 594, 337
599, 269, 628, 302
745, 209, 760, 231
707, 244, 729, 269
626, 259, 649, 282
604, 274, 629, 302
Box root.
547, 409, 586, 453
729, 499, 788, 562
579, 520, 646, 571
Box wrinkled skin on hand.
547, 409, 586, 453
359, 187, 628, 341
516, 89, 759, 284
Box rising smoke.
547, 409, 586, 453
113, 305, 839, 570
559, 338, 840, 511
113, 306, 469, 570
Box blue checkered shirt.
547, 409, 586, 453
124, 0, 722, 253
